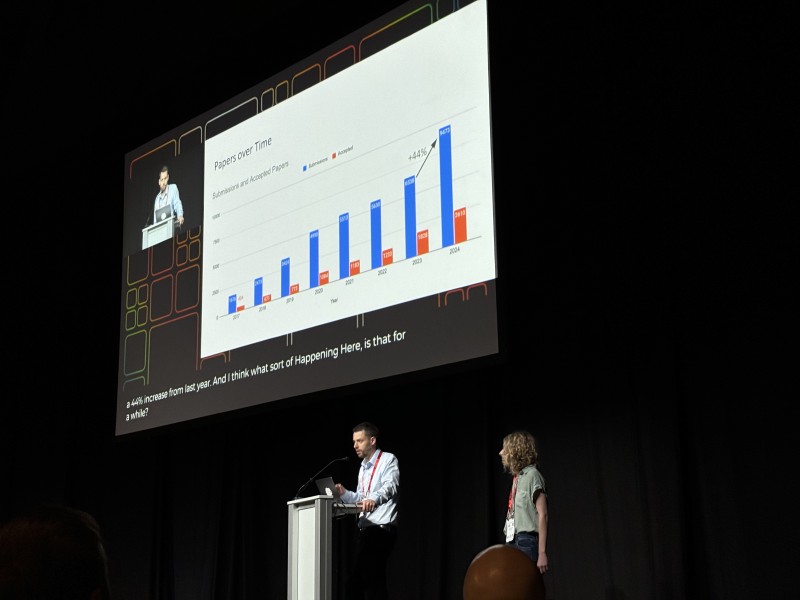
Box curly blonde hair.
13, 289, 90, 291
502, 430, 539, 475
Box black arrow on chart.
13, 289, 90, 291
415, 138, 437, 179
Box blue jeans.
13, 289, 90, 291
508, 531, 538, 562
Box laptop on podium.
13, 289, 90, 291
315, 477, 357, 513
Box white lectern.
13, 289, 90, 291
142, 215, 174, 250
287, 495, 357, 600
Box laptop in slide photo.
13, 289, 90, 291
155, 204, 173, 222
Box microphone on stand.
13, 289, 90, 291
293, 456, 349, 499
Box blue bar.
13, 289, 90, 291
309, 230, 319, 288
254, 277, 263, 306
404, 176, 416, 259
439, 124, 454, 247
370, 200, 382, 269
228, 294, 236, 314
339, 213, 349, 279
281, 258, 290, 297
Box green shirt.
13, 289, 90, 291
506, 465, 546, 535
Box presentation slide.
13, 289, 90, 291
201, 4, 494, 357
117, 0, 498, 436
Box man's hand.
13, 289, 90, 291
358, 498, 376, 512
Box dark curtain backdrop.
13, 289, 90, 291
5, 330, 792, 600
4, 0, 791, 599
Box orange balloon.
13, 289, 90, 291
463, 544, 545, 600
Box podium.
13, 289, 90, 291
287, 495, 358, 600
142, 215, 175, 250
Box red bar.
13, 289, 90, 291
290, 283, 299, 294
236, 305, 245, 312
320, 271, 329, 285
262, 294, 272, 303
349, 259, 361, 276
417, 229, 429, 255
382, 248, 393, 265
454, 207, 467, 244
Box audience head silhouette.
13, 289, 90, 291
463, 544, 544, 600
0, 503, 111, 600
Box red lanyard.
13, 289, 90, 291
507, 476, 517, 517
360, 450, 383, 495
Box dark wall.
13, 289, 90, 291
4, 1, 791, 599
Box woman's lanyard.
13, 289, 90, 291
506, 475, 517, 518
360, 450, 383, 496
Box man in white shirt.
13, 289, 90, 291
153, 165, 184, 227
336, 422, 399, 600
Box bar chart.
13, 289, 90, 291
201, 1, 494, 358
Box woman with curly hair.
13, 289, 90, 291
500, 430, 549, 576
